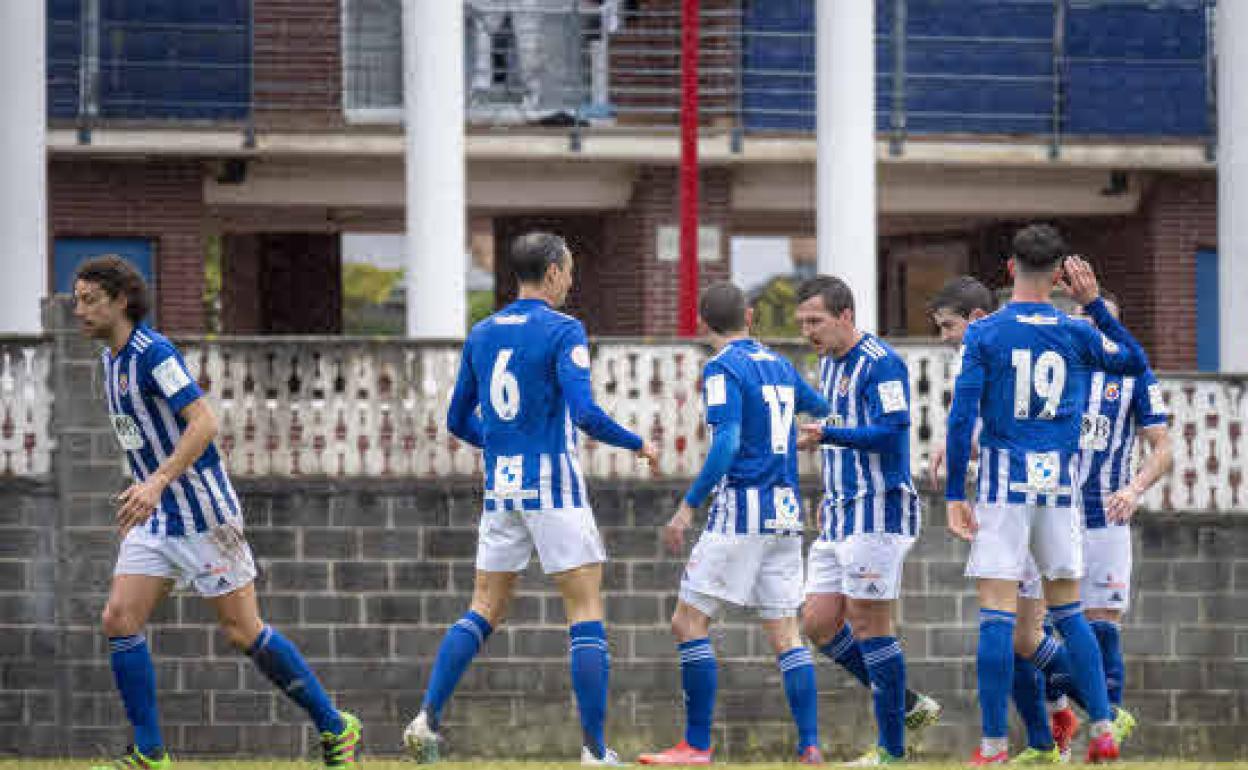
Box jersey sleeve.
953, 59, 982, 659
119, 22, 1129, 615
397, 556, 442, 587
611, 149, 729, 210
863, 355, 911, 428
555, 320, 643, 451
701, 358, 743, 427
1131, 368, 1169, 429
140, 341, 203, 414
945, 328, 986, 501
1073, 298, 1149, 375
446, 337, 484, 447
794, 368, 830, 418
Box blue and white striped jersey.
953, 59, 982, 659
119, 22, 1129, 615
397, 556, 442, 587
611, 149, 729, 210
448, 298, 642, 514
947, 299, 1149, 507
701, 339, 828, 536
1076, 369, 1168, 529
817, 334, 921, 540
101, 325, 241, 537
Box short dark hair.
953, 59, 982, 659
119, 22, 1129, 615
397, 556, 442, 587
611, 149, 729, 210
795, 275, 854, 316
927, 275, 995, 318
698, 281, 747, 334
1011, 224, 1067, 273
510, 232, 568, 284
75, 255, 150, 323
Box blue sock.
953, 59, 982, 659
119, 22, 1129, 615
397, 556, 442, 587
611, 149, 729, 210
778, 647, 819, 753
1012, 654, 1055, 750
109, 635, 163, 757
247, 626, 343, 735
422, 611, 493, 729
570, 621, 610, 759
1032, 632, 1086, 711
977, 609, 1016, 740
861, 636, 907, 759
819, 623, 870, 688
1049, 602, 1112, 723
1090, 620, 1124, 706
678, 638, 718, 751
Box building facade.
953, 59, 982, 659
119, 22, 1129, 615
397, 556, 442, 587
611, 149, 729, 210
29, 0, 1223, 369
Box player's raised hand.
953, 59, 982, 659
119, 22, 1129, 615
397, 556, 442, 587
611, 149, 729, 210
1106, 484, 1141, 524
797, 422, 824, 451
663, 501, 694, 555
1059, 255, 1100, 305
946, 500, 978, 542
115, 473, 168, 536
638, 441, 662, 475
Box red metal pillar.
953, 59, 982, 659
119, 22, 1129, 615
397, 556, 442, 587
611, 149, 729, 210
678, 0, 700, 337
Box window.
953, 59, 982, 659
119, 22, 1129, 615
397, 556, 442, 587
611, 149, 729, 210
343, 0, 404, 121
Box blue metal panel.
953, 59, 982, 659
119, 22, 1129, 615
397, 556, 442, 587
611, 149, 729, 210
1196, 248, 1219, 372
55, 238, 156, 323
47, 0, 82, 119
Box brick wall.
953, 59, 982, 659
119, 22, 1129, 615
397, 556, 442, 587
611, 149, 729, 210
0, 303, 1244, 760
252, 0, 344, 129
50, 160, 208, 334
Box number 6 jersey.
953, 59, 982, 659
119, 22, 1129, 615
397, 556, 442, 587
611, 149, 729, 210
447, 298, 643, 514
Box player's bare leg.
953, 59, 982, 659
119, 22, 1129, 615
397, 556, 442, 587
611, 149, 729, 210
212, 582, 360, 767
1044, 579, 1119, 763
92, 575, 175, 770
406, 570, 520, 763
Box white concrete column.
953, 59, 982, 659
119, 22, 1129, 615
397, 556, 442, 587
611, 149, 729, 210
403, 0, 467, 338
1218, 0, 1248, 372
0, 2, 48, 333
817, 0, 877, 332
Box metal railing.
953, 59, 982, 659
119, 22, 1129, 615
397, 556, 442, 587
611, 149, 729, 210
45, 0, 1217, 150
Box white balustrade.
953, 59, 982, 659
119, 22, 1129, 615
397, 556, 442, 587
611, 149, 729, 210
171, 337, 1245, 513
0, 338, 53, 477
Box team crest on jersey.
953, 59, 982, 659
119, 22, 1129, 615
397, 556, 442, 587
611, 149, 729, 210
117, 373, 129, 395
1104, 382, 1121, 402
837, 376, 851, 396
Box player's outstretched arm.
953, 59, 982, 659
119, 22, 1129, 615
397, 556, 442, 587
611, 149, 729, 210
1061, 255, 1149, 375
808, 356, 908, 452
794, 371, 830, 419
1106, 372, 1173, 522
556, 326, 646, 453
446, 341, 485, 448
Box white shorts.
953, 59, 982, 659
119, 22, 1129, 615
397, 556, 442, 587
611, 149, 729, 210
476, 506, 606, 574
965, 503, 1083, 583
804, 533, 915, 601
1019, 555, 1044, 600
679, 532, 803, 619
115, 523, 257, 598
1081, 525, 1132, 612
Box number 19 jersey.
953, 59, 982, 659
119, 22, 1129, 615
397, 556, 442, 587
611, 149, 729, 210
956, 301, 1142, 507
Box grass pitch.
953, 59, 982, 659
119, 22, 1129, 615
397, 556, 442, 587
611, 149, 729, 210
3, 762, 1245, 770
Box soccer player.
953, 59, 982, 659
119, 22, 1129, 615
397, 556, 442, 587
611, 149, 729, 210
1065, 294, 1174, 747
73, 256, 361, 770
794, 276, 934, 766
944, 224, 1150, 765
928, 276, 1079, 763
402, 232, 659, 766
638, 282, 828, 766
